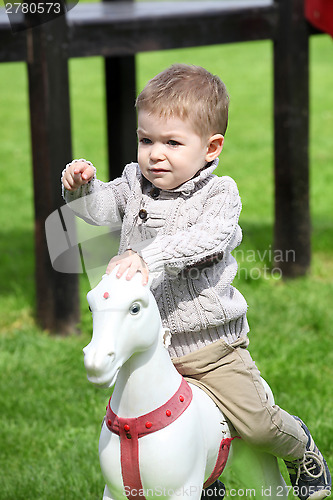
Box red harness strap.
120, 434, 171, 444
105, 378, 192, 500
203, 437, 236, 488
105, 378, 235, 498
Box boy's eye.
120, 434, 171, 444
140, 138, 152, 145
168, 140, 181, 146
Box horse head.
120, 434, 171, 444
83, 268, 163, 388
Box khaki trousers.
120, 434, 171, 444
172, 337, 307, 461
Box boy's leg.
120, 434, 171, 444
173, 339, 331, 499
173, 338, 307, 459
284, 417, 331, 500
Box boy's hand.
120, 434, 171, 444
62, 160, 95, 191
106, 250, 149, 285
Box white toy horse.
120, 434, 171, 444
83, 270, 288, 500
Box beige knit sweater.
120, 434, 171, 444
63, 159, 249, 357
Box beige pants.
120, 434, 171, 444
172, 337, 307, 461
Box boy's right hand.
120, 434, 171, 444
62, 160, 95, 192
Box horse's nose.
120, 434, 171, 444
83, 344, 114, 376
83, 344, 103, 373
83, 344, 96, 371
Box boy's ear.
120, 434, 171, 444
205, 134, 224, 162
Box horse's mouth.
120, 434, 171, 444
85, 357, 120, 388
87, 368, 119, 388
87, 376, 113, 388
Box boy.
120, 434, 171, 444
62, 64, 331, 500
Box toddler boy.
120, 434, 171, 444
62, 64, 331, 500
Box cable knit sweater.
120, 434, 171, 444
63, 159, 249, 357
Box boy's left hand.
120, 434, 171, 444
106, 250, 149, 285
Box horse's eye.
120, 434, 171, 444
129, 302, 141, 315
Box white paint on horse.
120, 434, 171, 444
84, 269, 288, 500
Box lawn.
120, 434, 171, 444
0, 32, 332, 499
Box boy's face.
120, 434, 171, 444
137, 111, 221, 190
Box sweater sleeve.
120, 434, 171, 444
62, 164, 134, 228
131, 177, 242, 274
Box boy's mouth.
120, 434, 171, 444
150, 168, 169, 174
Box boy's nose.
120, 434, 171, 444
149, 143, 165, 161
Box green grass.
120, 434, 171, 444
0, 35, 332, 499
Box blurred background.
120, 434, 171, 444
0, 0, 332, 498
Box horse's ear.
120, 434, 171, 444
147, 273, 154, 289
147, 271, 162, 289
86, 289, 95, 310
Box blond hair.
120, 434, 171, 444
135, 64, 230, 139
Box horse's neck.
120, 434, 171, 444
111, 331, 182, 418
